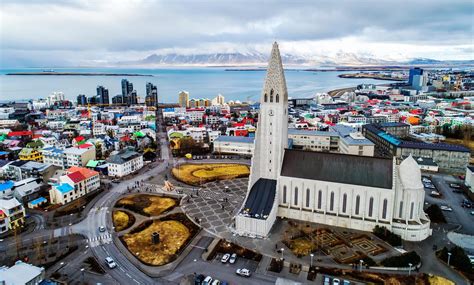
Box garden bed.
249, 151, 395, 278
120, 213, 199, 266
172, 163, 250, 185
115, 194, 177, 217
112, 210, 136, 232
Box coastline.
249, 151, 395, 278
338, 73, 405, 81
6, 72, 153, 77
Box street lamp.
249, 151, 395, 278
280, 248, 284, 260
408, 263, 413, 276
310, 253, 314, 267
359, 259, 363, 272
447, 252, 452, 266
80, 268, 85, 283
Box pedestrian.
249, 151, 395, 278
275, 244, 278, 250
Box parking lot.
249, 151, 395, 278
422, 173, 474, 235
212, 252, 260, 272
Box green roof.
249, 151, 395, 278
134, 131, 145, 137
86, 160, 104, 167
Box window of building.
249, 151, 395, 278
368, 197, 374, 217
276, 94, 279, 103
294, 187, 298, 206
382, 199, 388, 219
306, 188, 310, 208
410, 202, 414, 219
342, 193, 347, 213
264, 93, 268, 102
270, 89, 274, 102
355, 195, 360, 215
283, 186, 287, 204
329, 192, 335, 211
399, 201, 403, 218
317, 190, 322, 209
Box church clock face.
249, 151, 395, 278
268, 109, 274, 116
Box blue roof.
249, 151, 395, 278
215, 136, 255, 144
55, 183, 74, 194
379, 132, 401, 146
0, 180, 14, 192
0, 151, 9, 155
29, 197, 47, 205
288, 129, 338, 136
43, 146, 64, 154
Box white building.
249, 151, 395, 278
0, 261, 45, 285
63, 145, 96, 168
106, 149, 144, 177
49, 167, 100, 205
0, 197, 25, 233
465, 165, 474, 196
235, 43, 431, 242
288, 129, 339, 152
331, 125, 374, 156
42, 146, 65, 168
213, 136, 255, 157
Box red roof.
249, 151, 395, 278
75, 136, 85, 142
78, 143, 93, 149
8, 131, 32, 137
67, 171, 86, 183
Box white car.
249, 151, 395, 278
99, 226, 106, 232
211, 280, 221, 285
221, 253, 230, 263
333, 278, 340, 285
105, 257, 117, 269
236, 268, 251, 277
229, 253, 237, 264
202, 276, 213, 285
440, 205, 453, 212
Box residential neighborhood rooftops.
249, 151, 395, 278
67, 166, 99, 179
288, 128, 338, 136
106, 149, 142, 164
214, 136, 255, 144
0, 261, 44, 285
0, 181, 14, 192
29, 196, 47, 205
67, 171, 86, 183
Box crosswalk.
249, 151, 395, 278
88, 233, 113, 247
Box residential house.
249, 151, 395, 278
106, 148, 143, 177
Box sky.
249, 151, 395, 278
0, 0, 473, 67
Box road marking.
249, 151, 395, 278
120, 267, 125, 272
126, 273, 132, 278
133, 279, 140, 284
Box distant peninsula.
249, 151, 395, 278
6, 72, 153, 77
338, 73, 405, 81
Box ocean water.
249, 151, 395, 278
0, 67, 397, 103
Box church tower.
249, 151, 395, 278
249, 42, 289, 187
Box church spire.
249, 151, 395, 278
262, 42, 288, 104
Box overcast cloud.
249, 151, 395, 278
0, 0, 473, 67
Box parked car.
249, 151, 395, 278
229, 253, 237, 264
236, 268, 251, 277
105, 257, 117, 269
449, 183, 461, 189
422, 177, 431, 183
99, 226, 106, 232
112, 179, 120, 183
471, 211, 474, 215
323, 276, 331, 285
342, 281, 351, 285
461, 199, 472, 208
194, 274, 205, 285
211, 280, 221, 285
221, 253, 230, 263
333, 278, 340, 285
440, 205, 453, 212
202, 276, 213, 285
430, 191, 441, 197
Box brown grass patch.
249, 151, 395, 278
172, 163, 250, 185
116, 194, 177, 217
112, 210, 135, 232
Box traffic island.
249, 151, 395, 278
119, 213, 199, 266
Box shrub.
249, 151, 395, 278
425, 204, 446, 223
373, 226, 402, 247
381, 251, 421, 267
438, 246, 473, 273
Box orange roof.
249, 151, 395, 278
67, 166, 99, 179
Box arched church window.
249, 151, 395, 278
270, 89, 274, 102
355, 195, 360, 215
342, 193, 347, 213
294, 187, 298, 206
283, 186, 287, 204
399, 201, 403, 218
382, 199, 388, 219
329, 192, 335, 211
368, 197, 374, 217
306, 188, 310, 208
410, 202, 414, 219
317, 190, 322, 209
264, 93, 268, 102
276, 94, 279, 103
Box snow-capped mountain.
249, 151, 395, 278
115, 52, 473, 67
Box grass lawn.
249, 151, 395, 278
116, 194, 177, 217
172, 163, 250, 185
122, 220, 191, 266
112, 210, 135, 232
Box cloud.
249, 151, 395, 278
0, 0, 472, 67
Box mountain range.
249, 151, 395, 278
115, 52, 474, 67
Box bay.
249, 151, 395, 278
0, 67, 397, 103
